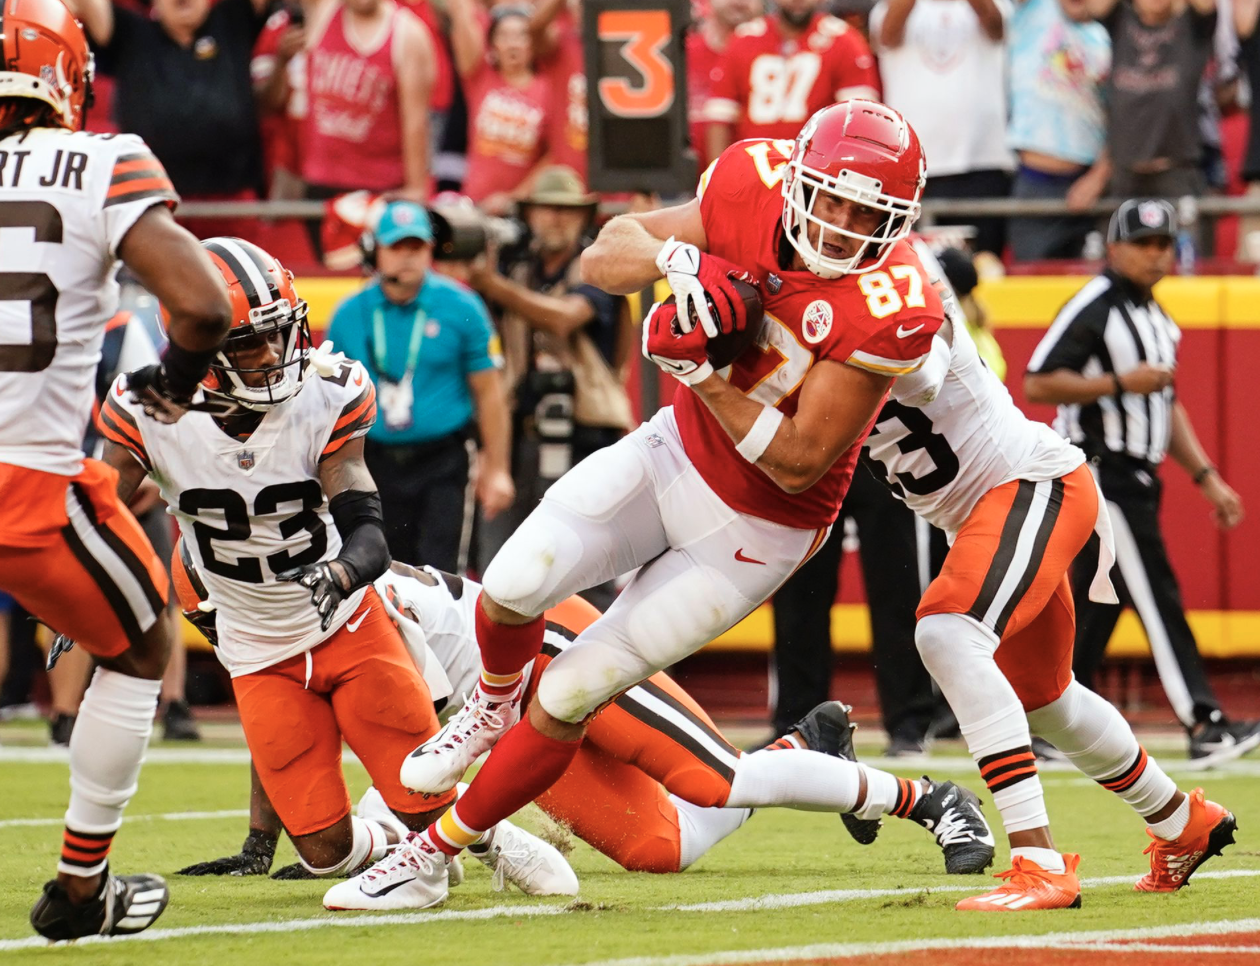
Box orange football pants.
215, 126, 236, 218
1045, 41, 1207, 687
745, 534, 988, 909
917, 464, 1099, 711
0, 460, 168, 658
526, 595, 743, 874
233, 587, 453, 837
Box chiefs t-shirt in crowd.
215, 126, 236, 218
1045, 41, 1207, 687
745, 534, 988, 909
537, 10, 587, 184
461, 60, 551, 204
93, 0, 265, 196
303, 0, 415, 191
706, 13, 879, 142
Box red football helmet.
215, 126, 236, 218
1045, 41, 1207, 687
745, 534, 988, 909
781, 100, 926, 278
0, 0, 94, 131
196, 237, 311, 411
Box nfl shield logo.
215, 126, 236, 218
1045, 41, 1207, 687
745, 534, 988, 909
236, 450, 255, 471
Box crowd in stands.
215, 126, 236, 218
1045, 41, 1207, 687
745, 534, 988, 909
58, 0, 1260, 267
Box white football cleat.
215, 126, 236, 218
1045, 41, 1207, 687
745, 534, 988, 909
469, 819, 579, 896
400, 685, 521, 794
323, 832, 450, 911
355, 785, 464, 885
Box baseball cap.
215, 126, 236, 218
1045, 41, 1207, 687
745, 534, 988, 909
375, 200, 434, 247
1108, 198, 1177, 244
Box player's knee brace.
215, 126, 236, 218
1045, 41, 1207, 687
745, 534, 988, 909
298, 816, 391, 877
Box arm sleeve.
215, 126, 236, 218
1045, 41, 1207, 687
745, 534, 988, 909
101, 135, 180, 258
1026, 298, 1109, 374
96, 375, 152, 471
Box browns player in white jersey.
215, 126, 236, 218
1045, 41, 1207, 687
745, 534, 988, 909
97, 237, 573, 898
863, 244, 1237, 910
345, 102, 1005, 911
0, 0, 232, 941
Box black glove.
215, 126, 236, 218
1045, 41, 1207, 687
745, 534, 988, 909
271, 862, 318, 880
182, 605, 220, 648
177, 829, 277, 876
127, 364, 237, 423
277, 562, 353, 632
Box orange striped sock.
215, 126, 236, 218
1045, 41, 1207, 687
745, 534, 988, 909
977, 746, 1038, 793
890, 777, 921, 818
764, 734, 803, 752
59, 827, 114, 877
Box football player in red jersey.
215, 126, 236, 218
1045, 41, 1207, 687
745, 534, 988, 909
327, 101, 992, 910
705, 0, 878, 159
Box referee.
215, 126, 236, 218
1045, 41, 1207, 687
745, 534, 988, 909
1024, 198, 1258, 763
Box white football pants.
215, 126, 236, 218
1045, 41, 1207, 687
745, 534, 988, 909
482, 407, 826, 723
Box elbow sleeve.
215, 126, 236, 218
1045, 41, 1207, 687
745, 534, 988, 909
329, 490, 391, 589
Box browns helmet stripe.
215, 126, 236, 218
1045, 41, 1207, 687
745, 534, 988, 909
234, 239, 284, 304
204, 238, 276, 310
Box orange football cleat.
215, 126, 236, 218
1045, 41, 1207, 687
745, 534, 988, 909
955, 853, 1082, 911
1136, 788, 1237, 893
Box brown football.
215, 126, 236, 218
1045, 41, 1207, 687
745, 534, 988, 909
662, 276, 764, 370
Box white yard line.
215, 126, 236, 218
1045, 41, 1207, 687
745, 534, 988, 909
2, 870, 1258, 953
0, 809, 247, 830
556, 918, 1260, 966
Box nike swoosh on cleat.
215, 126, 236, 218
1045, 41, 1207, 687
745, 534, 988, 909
896, 323, 925, 338
346, 608, 371, 633
361, 877, 415, 898
734, 549, 766, 565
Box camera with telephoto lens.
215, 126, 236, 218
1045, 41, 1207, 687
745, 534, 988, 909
428, 205, 529, 264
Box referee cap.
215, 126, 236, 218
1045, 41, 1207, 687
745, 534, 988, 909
1108, 199, 1177, 244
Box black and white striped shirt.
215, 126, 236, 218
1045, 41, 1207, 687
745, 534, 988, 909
1028, 269, 1180, 465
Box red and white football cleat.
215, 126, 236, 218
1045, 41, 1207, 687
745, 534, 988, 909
955, 853, 1082, 911
1136, 788, 1237, 893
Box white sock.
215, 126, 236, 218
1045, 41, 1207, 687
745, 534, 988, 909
61, 669, 160, 876
671, 795, 751, 870
1147, 795, 1191, 842
917, 614, 1048, 835
726, 748, 860, 812
1027, 680, 1178, 820
1011, 846, 1066, 874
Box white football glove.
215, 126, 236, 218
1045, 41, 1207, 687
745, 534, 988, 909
655, 236, 717, 338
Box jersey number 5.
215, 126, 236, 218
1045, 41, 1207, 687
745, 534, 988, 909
181, 481, 328, 584
0, 201, 62, 373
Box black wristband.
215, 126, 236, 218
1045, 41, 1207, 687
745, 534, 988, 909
162, 341, 221, 398
1193, 465, 1217, 486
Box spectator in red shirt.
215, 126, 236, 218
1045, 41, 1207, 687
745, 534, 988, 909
688, 0, 764, 172
302, 0, 435, 201
450, 0, 553, 214
704, 0, 879, 159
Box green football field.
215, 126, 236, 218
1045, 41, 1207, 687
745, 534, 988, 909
1, 721, 1257, 966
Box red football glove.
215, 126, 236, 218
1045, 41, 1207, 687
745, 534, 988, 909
655, 236, 756, 339
642, 299, 714, 386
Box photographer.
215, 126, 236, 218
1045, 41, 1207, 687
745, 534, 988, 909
468, 165, 633, 560
327, 200, 514, 574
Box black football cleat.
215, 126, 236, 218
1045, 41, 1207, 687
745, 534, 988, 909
791, 701, 882, 845
908, 779, 996, 875
31, 867, 169, 941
